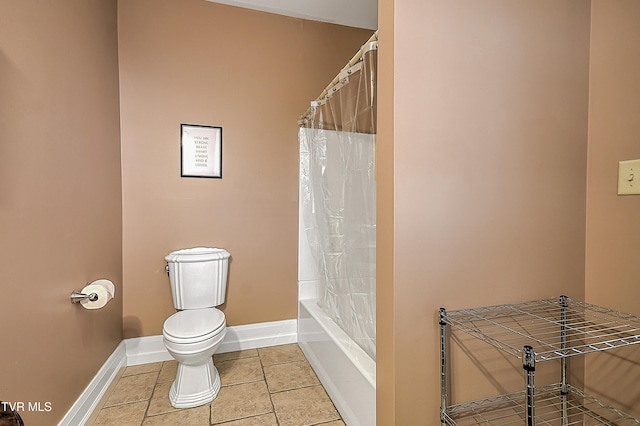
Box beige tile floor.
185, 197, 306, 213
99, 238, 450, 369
87, 344, 345, 426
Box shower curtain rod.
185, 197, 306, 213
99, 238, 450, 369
299, 30, 378, 125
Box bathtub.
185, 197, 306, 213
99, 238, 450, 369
298, 282, 376, 426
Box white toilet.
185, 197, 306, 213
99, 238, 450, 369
163, 247, 231, 408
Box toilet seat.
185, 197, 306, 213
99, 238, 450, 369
163, 308, 226, 344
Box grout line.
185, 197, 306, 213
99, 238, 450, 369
257, 345, 282, 426
94, 345, 343, 425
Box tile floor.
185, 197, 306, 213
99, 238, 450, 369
87, 344, 345, 426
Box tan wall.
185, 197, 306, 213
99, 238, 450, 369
378, 0, 591, 422
585, 0, 640, 417
376, 0, 396, 423
0, 1, 122, 424
118, 0, 372, 338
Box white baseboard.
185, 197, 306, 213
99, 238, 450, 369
221, 319, 297, 353
57, 341, 126, 426
125, 318, 298, 366
125, 335, 173, 366
59, 319, 298, 424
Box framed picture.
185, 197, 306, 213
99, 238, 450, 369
180, 124, 222, 178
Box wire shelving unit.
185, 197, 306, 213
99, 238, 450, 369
439, 296, 640, 426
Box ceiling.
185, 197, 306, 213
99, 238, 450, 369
205, 0, 378, 30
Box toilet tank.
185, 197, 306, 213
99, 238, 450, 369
165, 247, 230, 309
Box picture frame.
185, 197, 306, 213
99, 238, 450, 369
180, 123, 222, 178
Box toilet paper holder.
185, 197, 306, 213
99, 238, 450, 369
70, 291, 99, 304
70, 279, 116, 308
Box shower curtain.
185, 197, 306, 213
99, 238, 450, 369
299, 35, 377, 360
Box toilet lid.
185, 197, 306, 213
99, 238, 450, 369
163, 309, 225, 342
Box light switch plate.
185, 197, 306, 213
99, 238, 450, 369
618, 159, 640, 195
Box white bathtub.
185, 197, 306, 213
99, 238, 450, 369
298, 284, 376, 426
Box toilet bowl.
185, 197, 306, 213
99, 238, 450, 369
162, 308, 226, 408
163, 247, 231, 409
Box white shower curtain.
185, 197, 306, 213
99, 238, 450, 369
298, 36, 377, 359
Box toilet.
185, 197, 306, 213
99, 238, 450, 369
162, 247, 231, 408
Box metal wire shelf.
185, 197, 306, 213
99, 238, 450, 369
443, 297, 640, 362
443, 384, 640, 426
440, 296, 640, 425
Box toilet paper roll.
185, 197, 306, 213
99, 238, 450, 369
80, 280, 115, 310
90, 279, 115, 299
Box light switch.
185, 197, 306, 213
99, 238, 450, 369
618, 159, 640, 195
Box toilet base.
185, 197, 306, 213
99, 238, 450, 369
169, 358, 221, 408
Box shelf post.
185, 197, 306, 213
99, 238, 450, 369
523, 345, 536, 426
439, 308, 448, 426
559, 295, 569, 425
